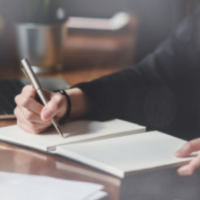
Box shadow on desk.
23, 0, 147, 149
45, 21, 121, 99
120, 167, 200, 200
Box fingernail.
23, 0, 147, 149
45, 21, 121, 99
43, 109, 52, 120
174, 149, 184, 156
175, 146, 188, 156
178, 165, 193, 176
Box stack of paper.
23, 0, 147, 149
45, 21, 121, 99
0, 172, 107, 200
57, 131, 198, 178
0, 119, 197, 178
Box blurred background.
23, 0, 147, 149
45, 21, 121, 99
0, 0, 188, 71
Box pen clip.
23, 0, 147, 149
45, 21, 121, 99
21, 65, 33, 86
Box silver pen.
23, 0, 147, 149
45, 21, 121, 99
21, 59, 64, 138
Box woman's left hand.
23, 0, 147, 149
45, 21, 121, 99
175, 138, 200, 176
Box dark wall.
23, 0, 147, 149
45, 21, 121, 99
128, 0, 187, 62
0, 0, 188, 64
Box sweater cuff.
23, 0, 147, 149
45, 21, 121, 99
72, 81, 105, 121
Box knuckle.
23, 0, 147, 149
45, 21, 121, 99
27, 123, 39, 134
22, 85, 35, 97
28, 122, 36, 130
22, 85, 32, 93
14, 95, 20, 104
21, 97, 29, 107
30, 87, 35, 94
55, 93, 63, 102
25, 111, 34, 121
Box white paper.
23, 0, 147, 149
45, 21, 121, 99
0, 119, 145, 151
0, 172, 104, 200
57, 131, 199, 178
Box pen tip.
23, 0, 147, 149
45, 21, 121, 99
56, 125, 64, 138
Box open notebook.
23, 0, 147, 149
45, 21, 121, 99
0, 119, 145, 151
0, 119, 197, 178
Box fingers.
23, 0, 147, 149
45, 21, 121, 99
14, 107, 51, 134
17, 106, 43, 123
177, 153, 200, 176
174, 138, 200, 176
41, 98, 59, 121
22, 85, 36, 98
14, 85, 51, 134
15, 85, 43, 114
174, 138, 200, 157
17, 120, 49, 134
41, 92, 67, 121
15, 85, 67, 134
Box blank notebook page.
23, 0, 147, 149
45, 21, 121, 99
0, 119, 145, 151
57, 131, 197, 178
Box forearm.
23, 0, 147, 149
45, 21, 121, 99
66, 88, 92, 120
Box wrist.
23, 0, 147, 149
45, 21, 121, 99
65, 88, 91, 120
54, 89, 71, 124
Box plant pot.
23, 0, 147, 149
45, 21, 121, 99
15, 23, 66, 73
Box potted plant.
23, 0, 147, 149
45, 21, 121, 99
15, 0, 68, 73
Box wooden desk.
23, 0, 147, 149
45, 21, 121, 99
0, 65, 127, 200
1, 66, 200, 200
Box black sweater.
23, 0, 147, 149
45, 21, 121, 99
75, 8, 200, 141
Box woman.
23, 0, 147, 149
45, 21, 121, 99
15, 1, 200, 176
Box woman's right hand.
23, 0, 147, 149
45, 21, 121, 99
14, 85, 68, 134
14, 85, 91, 134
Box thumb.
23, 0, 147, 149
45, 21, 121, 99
174, 138, 200, 157
41, 100, 59, 121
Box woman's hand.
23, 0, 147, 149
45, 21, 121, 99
14, 85, 91, 134
175, 138, 200, 176
14, 85, 67, 134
